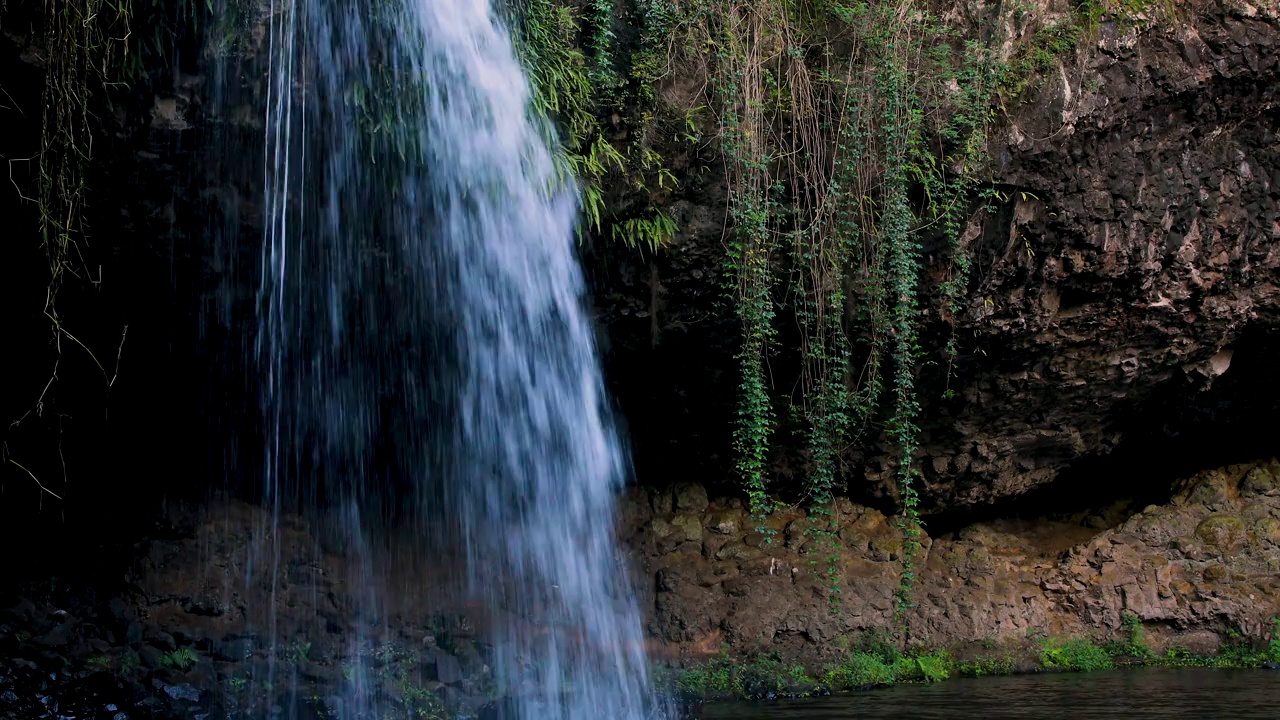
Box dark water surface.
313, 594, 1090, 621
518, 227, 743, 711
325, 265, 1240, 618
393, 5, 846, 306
703, 669, 1280, 719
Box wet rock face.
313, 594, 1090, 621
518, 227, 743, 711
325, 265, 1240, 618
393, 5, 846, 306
629, 461, 1280, 665
911, 4, 1280, 507
597, 2, 1280, 509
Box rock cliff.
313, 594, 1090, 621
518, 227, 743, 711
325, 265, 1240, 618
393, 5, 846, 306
628, 460, 1280, 665
597, 0, 1280, 511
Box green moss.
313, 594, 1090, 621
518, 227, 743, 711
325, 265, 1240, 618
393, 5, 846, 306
1195, 515, 1246, 549
1001, 20, 1083, 97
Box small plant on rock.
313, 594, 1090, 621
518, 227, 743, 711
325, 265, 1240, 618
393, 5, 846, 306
285, 640, 312, 663
158, 646, 198, 671
119, 649, 142, 676
1104, 612, 1152, 659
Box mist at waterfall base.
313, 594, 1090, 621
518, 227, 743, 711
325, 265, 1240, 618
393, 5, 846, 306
202, 0, 663, 717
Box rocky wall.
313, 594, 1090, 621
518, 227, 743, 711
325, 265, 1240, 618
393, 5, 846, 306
596, 0, 1280, 510
3, 460, 1278, 719
626, 460, 1280, 667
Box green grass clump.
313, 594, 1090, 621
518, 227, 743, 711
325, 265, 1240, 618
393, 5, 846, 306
956, 656, 1016, 677
1040, 638, 1113, 672
1102, 613, 1154, 659
823, 651, 898, 688
673, 652, 812, 699
914, 651, 952, 683
823, 646, 952, 689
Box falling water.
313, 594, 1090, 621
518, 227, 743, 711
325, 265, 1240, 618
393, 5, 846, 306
246, 0, 657, 717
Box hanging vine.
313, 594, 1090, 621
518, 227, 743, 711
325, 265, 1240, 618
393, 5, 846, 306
511, 0, 679, 252
37, 0, 133, 330
3, 0, 140, 501
674, 0, 999, 617
509, 0, 1052, 624
716, 0, 780, 523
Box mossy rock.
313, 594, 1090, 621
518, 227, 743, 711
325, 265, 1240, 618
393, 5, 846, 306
673, 483, 709, 513
1202, 563, 1228, 583
784, 519, 813, 551
1194, 515, 1245, 550
869, 534, 902, 562
705, 510, 744, 536
1242, 503, 1273, 521
671, 513, 705, 544
1242, 466, 1278, 496
1253, 517, 1280, 546
837, 526, 871, 552
714, 542, 762, 562
1187, 475, 1234, 507
651, 518, 676, 539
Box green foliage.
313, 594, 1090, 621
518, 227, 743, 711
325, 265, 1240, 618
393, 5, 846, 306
284, 640, 312, 663
914, 651, 952, 683
673, 652, 809, 699
587, 0, 624, 100
727, 188, 779, 521
676, 623, 1280, 702
823, 645, 952, 688
1154, 638, 1273, 669
1002, 20, 1082, 98
998, 0, 1172, 99
159, 646, 199, 671
513, 3, 1011, 614
823, 651, 898, 687
956, 656, 1015, 677
1103, 612, 1153, 658
512, 0, 679, 251
1039, 638, 1113, 672
664, 0, 999, 619
612, 209, 679, 251
353, 641, 456, 719
119, 649, 142, 676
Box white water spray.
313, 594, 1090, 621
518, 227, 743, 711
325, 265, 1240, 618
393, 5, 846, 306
252, 0, 658, 717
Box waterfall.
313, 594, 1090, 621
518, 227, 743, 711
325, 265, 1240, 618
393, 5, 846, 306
246, 0, 659, 717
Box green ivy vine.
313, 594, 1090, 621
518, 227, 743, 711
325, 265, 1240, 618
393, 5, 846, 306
508, 0, 1105, 632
